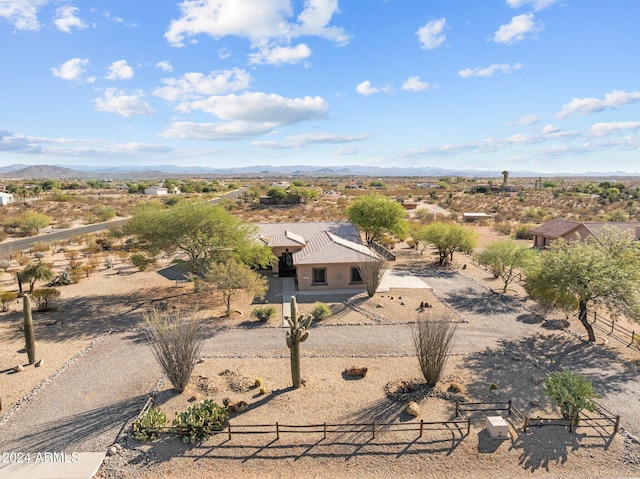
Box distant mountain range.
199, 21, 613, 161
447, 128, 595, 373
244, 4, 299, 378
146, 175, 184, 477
0, 163, 637, 180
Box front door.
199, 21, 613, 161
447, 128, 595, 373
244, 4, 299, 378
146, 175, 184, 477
279, 251, 296, 277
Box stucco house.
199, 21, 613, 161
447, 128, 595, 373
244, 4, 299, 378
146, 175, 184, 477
531, 218, 640, 248
256, 222, 381, 291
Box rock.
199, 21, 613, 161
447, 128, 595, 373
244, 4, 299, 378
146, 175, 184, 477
114, 444, 123, 452
532, 376, 545, 385
35, 358, 43, 367
13, 365, 24, 373
196, 358, 205, 364
345, 366, 368, 378
400, 301, 405, 306
405, 401, 420, 417
376, 303, 384, 308
188, 394, 200, 402
107, 446, 118, 456
226, 400, 248, 413
530, 399, 540, 407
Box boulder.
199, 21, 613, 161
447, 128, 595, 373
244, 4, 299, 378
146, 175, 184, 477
529, 399, 540, 407
345, 366, 368, 378
226, 400, 248, 413
405, 401, 420, 417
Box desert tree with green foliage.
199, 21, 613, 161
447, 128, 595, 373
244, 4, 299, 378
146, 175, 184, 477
19, 261, 54, 294
476, 240, 536, 293
525, 229, 640, 342
206, 259, 268, 316
346, 194, 407, 244
413, 221, 479, 265
543, 368, 600, 428
124, 201, 274, 283
18, 211, 50, 236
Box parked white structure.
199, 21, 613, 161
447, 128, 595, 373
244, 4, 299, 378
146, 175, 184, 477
144, 186, 168, 196
0, 192, 14, 206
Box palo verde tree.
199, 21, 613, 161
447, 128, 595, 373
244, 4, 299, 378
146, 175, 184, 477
206, 259, 268, 316
414, 221, 479, 265
525, 229, 640, 342
20, 262, 54, 294
124, 201, 275, 280
476, 240, 536, 293
346, 194, 407, 244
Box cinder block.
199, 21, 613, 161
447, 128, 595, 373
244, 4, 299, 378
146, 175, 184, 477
485, 415, 509, 439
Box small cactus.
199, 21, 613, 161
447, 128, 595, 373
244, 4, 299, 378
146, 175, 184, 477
254, 378, 263, 387
259, 386, 267, 395
285, 296, 312, 389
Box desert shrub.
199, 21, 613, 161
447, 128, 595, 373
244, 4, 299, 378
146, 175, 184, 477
448, 381, 464, 394
412, 313, 457, 387
311, 302, 332, 320
173, 399, 228, 444
130, 253, 155, 271
514, 224, 534, 240
493, 221, 512, 235
132, 407, 167, 441
31, 241, 51, 254
0, 291, 18, 312
144, 306, 204, 393
251, 305, 277, 322
94, 206, 117, 222
31, 288, 61, 311
543, 368, 600, 426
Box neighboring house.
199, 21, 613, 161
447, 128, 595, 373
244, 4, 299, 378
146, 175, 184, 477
531, 219, 640, 248
0, 192, 14, 206
144, 186, 168, 195
256, 222, 381, 291
463, 212, 493, 222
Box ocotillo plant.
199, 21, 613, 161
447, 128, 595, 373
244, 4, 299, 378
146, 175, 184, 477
285, 296, 312, 389
23, 294, 36, 364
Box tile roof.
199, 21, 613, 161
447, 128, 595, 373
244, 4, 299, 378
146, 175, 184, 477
293, 231, 381, 265
531, 219, 581, 238
255, 222, 362, 244
259, 230, 306, 247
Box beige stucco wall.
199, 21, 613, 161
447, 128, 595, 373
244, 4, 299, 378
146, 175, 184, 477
270, 245, 303, 274
296, 263, 365, 291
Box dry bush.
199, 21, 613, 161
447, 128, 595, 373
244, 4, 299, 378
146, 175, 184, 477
144, 306, 204, 393
412, 311, 457, 387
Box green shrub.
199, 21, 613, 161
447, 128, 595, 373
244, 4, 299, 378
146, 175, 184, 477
514, 224, 533, 240
31, 288, 61, 311
0, 291, 18, 312
173, 399, 228, 444
133, 407, 167, 441
251, 305, 277, 322
130, 253, 154, 271
311, 302, 331, 320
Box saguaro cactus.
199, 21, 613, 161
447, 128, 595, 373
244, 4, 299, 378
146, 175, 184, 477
285, 296, 312, 389
23, 294, 36, 364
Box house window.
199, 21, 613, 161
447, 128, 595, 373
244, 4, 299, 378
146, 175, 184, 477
312, 268, 327, 285
350, 266, 363, 283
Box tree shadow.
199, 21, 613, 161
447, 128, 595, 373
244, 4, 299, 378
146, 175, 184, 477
443, 288, 521, 316
510, 428, 582, 472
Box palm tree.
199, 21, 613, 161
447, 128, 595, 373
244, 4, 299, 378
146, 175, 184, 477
501, 170, 509, 187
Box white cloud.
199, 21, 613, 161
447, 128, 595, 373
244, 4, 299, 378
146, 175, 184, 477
506, 0, 559, 12
106, 60, 134, 80
542, 124, 560, 134
162, 91, 329, 140
156, 61, 173, 72
402, 76, 432, 92
253, 132, 368, 149
248, 43, 311, 65
356, 80, 392, 96
334, 146, 365, 155
0, 0, 47, 31
416, 18, 446, 50
164, 0, 349, 64
458, 63, 522, 78
514, 114, 539, 126
494, 14, 540, 44
93, 88, 155, 117
51, 58, 90, 81
153, 68, 252, 102
556, 90, 640, 118
54, 6, 87, 33
588, 121, 640, 137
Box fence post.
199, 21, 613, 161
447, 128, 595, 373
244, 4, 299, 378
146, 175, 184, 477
523, 417, 528, 433
276, 422, 280, 440
610, 318, 615, 335
630, 331, 636, 347
508, 400, 512, 416
614, 416, 620, 434
419, 420, 423, 438
455, 401, 459, 417
324, 422, 327, 440
467, 417, 471, 436
228, 423, 231, 441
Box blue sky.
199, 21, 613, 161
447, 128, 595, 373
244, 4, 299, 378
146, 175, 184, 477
1, 0, 639, 174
